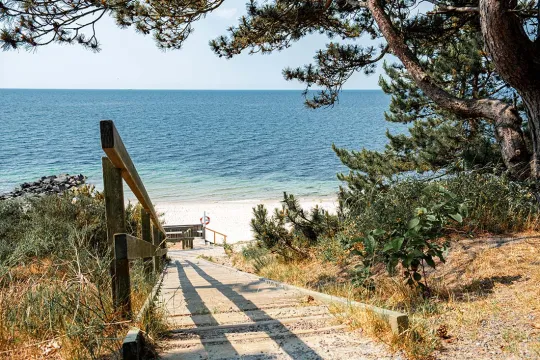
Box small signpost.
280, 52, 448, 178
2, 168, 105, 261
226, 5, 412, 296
200, 211, 210, 244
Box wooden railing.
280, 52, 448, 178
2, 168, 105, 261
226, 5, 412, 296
164, 224, 202, 249
100, 120, 167, 319
204, 227, 227, 245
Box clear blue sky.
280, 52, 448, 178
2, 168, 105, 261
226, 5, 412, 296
0, 1, 383, 90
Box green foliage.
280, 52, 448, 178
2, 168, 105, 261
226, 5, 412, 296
316, 233, 349, 264
350, 186, 467, 289
223, 242, 233, 256
241, 242, 272, 272
250, 192, 339, 260
0, 187, 107, 265
341, 171, 540, 236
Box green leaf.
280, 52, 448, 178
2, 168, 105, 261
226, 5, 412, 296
372, 229, 385, 236
364, 235, 376, 253
382, 242, 394, 252
408, 217, 420, 229
426, 214, 437, 222
413, 272, 422, 281
393, 237, 404, 251
449, 213, 463, 223
425, 256, 435, 268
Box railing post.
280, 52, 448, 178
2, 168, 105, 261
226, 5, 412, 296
141, 209, 153, 277
102, 157, 126, 306
102, 157, 126, 245
153, 226, 160, 273
114, 234, 132, 319
160, 232, 167, 257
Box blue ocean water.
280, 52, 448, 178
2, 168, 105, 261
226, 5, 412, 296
0, 89, 402, 201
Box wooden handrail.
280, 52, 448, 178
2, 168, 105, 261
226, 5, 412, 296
205, 227, 227, 244
100, 120, 166, 235
115, 233, 167, 260
205, 227, 227, 237
100, 119, 168, 319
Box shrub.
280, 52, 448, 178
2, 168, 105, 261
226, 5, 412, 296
349, 186, 467, 290
250, 192, 339, 260
241, 242, 273, 272
342, 171, 540, 237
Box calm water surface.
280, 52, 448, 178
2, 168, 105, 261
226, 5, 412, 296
0, 90, 402, 201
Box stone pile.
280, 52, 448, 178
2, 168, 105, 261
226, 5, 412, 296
0, 174, 87, 200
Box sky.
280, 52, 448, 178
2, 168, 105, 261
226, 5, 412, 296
0, 0, 384, 90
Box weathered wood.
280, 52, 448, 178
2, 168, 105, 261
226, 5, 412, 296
100, 120, 166, 234
155, 248, 168, 257
116, 233, 161, 260
122, 327, 143, 360
102, 157, 126, 306
141, 209, 153, 276
102, 157, 126, 245
153, 226, 161, 273
205, 227, 227, 237
205, 227, 227, 245
114, 234, 132, 318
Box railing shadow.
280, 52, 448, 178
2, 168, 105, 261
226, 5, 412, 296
174, 260, 240, 357
184, 259, 324, 359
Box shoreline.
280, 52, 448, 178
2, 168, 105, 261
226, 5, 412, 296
155, 196, 339, 243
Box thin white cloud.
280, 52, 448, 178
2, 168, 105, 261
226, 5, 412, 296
214, 7, 238, 19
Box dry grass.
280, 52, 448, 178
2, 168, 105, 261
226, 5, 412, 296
227, 234, 540, 359
0, 257, 166, 360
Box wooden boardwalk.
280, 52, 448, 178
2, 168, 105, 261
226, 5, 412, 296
157, 240, 400, 360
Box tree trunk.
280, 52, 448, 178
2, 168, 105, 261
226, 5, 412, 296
366, 0, 531, 179
479, 0, 540, 178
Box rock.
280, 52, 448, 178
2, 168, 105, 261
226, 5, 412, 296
0, 173, 87, 200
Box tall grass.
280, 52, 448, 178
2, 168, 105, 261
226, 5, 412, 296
0, 187, 165, 359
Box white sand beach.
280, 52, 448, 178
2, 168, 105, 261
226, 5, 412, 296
156, 197, 338, 243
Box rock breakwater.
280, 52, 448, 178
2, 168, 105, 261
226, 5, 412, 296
0, 174, 87, 200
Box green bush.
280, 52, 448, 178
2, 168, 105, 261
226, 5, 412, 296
241, 242, 273, 272
349, 186, 467, 290
250, 192, 339, 260
342, 171, 540, 237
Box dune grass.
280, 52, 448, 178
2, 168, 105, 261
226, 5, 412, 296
0, 188, 167, 359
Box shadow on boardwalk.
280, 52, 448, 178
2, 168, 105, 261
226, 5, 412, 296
172, 259, 324, 359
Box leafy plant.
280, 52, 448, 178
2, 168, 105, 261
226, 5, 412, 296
350, 186, 467, 291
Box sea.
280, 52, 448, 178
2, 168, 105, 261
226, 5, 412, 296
0, 89, 404, 202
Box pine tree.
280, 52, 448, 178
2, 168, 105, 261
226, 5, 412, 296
4, 0, 540, 182
333, 27, 517, 193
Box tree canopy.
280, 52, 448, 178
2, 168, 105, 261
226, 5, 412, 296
3, 0, 540, 184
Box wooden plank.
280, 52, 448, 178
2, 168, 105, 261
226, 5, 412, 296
102, 157, 126, 307
102, 157, 126, 245
155, 248, 167, 257
114, 234, 132, 318
115, 233, 160, 260
100, 120, 166, 235
153, 226, 161, 273
205, 227, 227, 237
122, 327, 143, 360
141, 209, 153, 276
